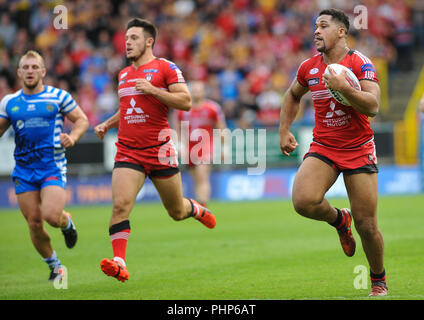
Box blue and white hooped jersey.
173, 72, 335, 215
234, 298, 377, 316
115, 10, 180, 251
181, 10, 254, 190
0, 85, 77, 171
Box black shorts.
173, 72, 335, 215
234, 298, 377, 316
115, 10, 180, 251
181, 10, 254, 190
114, 162, 179, 179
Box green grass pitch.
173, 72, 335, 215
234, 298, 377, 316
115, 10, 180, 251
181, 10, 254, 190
0, 195, 423, 300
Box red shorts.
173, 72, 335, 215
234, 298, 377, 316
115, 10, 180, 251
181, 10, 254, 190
304, 139, 378, 174
114, 139, 179, 178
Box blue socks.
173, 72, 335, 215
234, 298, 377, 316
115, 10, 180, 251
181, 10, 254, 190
43, 251, 62, 270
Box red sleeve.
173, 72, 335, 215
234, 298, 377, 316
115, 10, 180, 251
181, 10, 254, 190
161, 59, 186, 87
351, 51, 379, 83
296, 59, 309, 87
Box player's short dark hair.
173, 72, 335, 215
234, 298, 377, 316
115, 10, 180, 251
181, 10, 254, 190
319, 8, 349, 35
127, 18, 157, 47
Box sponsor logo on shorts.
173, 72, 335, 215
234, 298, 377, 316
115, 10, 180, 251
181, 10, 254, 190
368, 153, 377, 164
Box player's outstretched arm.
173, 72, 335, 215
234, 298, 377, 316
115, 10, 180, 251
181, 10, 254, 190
279, 79, 309, 156
323, 68, 380, 117
0, 117, 10, 138
61, 105, 89, 148
94, 110, 120, 140
136, 79, 192, 111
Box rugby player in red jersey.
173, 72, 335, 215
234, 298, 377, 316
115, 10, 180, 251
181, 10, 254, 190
94, 18, 216, 282
175, 80, 227, 207
279, 9, 387, 296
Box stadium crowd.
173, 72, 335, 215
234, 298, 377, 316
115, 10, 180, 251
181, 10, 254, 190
0, 0, 422, 131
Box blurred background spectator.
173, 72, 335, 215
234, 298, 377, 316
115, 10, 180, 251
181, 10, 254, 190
0, 0, 421, 131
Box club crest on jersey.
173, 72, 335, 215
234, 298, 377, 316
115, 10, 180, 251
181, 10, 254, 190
145, 73, 154, 82
309, 68, 319, 74
46, 104, 54, 112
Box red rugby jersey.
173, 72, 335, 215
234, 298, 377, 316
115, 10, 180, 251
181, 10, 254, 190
176, 99, 225, 147
296, 50, 379, 148
117, 58, 185, 149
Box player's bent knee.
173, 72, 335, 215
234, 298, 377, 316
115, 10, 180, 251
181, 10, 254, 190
43, 214, 61, 228
112, 198, 132, 218
292, 198, 306, 215
27, 218, 43, 231
354, 218, 379, 239
292, 195, 321, 217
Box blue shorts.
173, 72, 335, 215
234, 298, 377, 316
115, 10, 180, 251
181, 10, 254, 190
12, 166, 67, 194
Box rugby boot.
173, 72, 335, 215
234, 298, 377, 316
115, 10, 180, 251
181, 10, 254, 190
190, 199, 216, 229
61, 212, 78, 249
100, 258, 129, 282
336, 208, 356, 257
369, 281, 388, 297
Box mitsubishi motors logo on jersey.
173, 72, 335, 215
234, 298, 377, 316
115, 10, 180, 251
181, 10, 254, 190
323, 101, 351, 127
326, 101, 346, 118
126, 98, 144, 115
124, 98, 149, 124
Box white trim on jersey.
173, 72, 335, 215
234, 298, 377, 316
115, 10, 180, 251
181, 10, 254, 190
353, 50, 376, 80
175, 68, 185, 83
311, 89, 332, 100
0, 90, 22, 119
118, 87, 145, 98
158, 57, 174, 64
158, 58, 185, 83
353, 50, 372, 64
118, 86, 169, 98
21, 86, 77, 114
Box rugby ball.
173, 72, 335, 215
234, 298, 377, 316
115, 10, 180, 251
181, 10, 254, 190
324, 63, 361, 106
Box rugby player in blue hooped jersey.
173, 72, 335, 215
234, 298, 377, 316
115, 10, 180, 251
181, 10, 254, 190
0, 50, 89, 281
